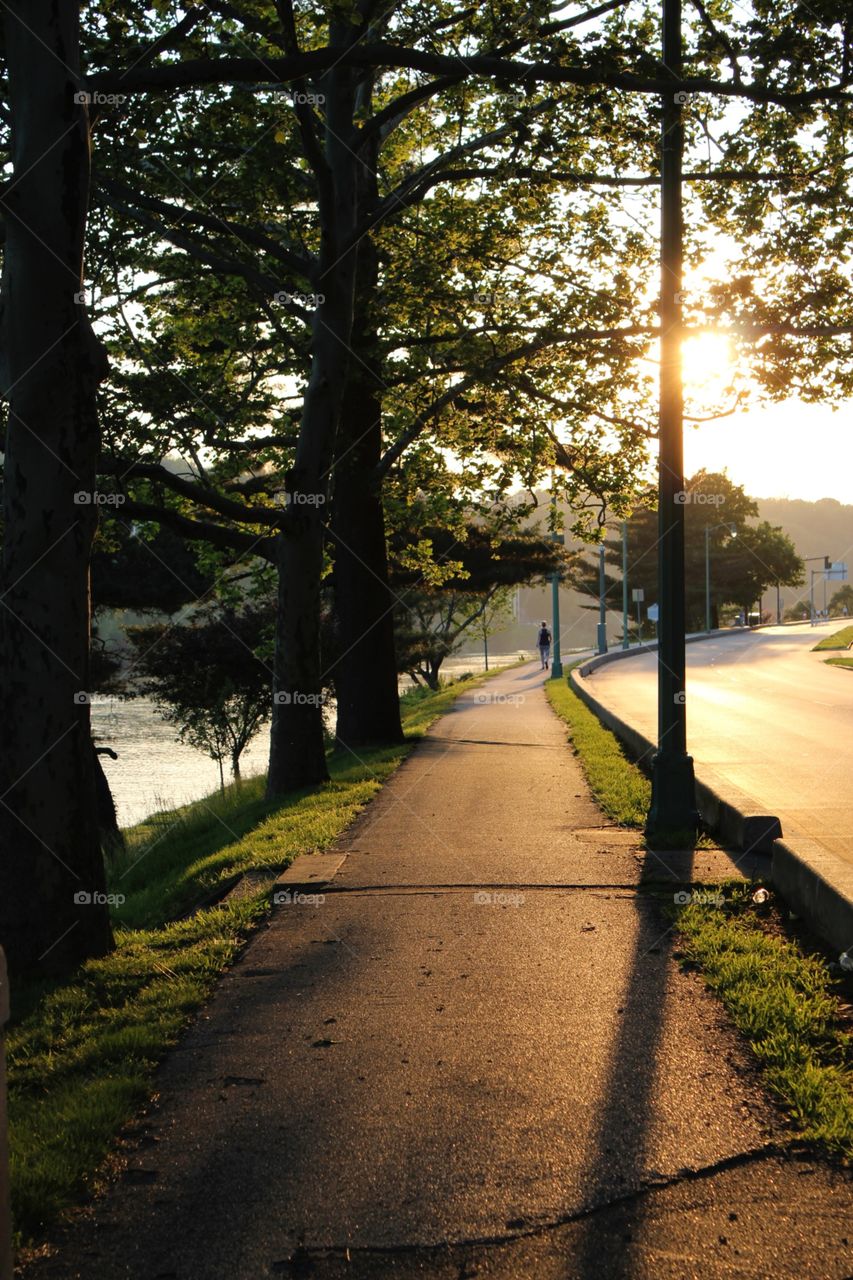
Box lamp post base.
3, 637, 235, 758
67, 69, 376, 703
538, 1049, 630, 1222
645, 751, 699, 847
549, 660, 564, 679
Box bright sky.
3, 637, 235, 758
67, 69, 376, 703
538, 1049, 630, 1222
675, 332, 853, 504
685, 400, 853, 504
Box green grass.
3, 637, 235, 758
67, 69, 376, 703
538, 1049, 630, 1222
813, 625, 853, 651
825, 656, 853, 672
673, 886, 853, 1156
544, 669, 853, 1159
7, 671, 498, 1247
545, 675, 650, 826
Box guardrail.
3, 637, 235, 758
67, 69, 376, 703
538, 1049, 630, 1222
0, 948, 11, 1280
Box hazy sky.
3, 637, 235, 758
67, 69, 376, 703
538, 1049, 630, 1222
684, 399, 852, 504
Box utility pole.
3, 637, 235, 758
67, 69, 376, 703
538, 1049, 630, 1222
645, 0, 698, 845
622, 521, 630, 649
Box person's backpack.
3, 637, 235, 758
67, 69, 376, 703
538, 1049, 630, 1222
538, 627, 551, 646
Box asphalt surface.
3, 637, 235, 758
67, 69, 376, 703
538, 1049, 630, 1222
26, 663, 853, 1279
586, 622, 853, 870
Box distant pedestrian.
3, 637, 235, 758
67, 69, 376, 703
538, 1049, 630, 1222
537, 621, 552, 670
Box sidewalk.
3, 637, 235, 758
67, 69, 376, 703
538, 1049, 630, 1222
29, 664, 853, 1279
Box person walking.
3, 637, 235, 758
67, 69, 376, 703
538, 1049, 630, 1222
537, 621, 552, 670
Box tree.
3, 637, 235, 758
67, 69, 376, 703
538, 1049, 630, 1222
0, 1, 113, 977
725, 521, 804, 621
391, 515, 565, 687
829, 585, 853, 615
80, 0, 853, 793
471, 587, 515, 671
396, 587, 507, 690
126, 604, 275, 787
574, 472, 804, 632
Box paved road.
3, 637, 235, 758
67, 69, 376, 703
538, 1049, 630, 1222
587, 622, 853, 867
28, 663, 853, 1279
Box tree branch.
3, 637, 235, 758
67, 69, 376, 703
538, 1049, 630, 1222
119, 500, 278, 559
87, 45, 853, 109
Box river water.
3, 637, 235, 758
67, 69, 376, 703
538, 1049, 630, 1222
92, 653, 529, 828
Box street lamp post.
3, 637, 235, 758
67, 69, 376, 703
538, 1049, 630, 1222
597, 544, 608, 655
704, 522, 737, 633
622, 521, 630, 649
550, 482, 564, 678
805, 555, 831, 623
646, 0, 698, 845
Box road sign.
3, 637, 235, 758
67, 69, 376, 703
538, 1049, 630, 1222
826, 562, 848, 581
632, 588, 644, 602
647, 603, 660, 623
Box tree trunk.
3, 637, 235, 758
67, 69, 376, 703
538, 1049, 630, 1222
329, 106, 402, 749
266, 52, 359, 796
0, 1, 113, 977
231, 751, 241, 781
331, 378, 404, 748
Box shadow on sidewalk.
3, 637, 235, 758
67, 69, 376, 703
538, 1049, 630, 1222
564, 845, 694, 1278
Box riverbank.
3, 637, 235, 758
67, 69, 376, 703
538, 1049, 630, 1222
8, 675, 500, 1254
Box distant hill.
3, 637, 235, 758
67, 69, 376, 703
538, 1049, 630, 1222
758, 496, 853, 568
459, 493, 853, 657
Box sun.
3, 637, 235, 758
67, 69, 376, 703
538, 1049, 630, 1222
680, 332, 735, 406
676, 330, 732, 389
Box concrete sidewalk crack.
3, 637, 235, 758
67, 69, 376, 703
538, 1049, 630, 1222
274, 1142, 803, 1263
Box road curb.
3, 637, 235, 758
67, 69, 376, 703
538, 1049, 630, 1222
576, 626, 754, 680
569, 664, 853, 955
568, 666, 779, 858
772, 836, 853, 957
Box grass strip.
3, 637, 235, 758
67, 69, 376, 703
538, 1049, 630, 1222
825, 656, 853, 671
546, 670, 853, 1158
545, 675, 650, 826
7, 670, 504, 1246
813, 625, 853, 651
673, 886, 853, 1157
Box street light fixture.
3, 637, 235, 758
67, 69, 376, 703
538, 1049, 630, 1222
704, 522, 737, 633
